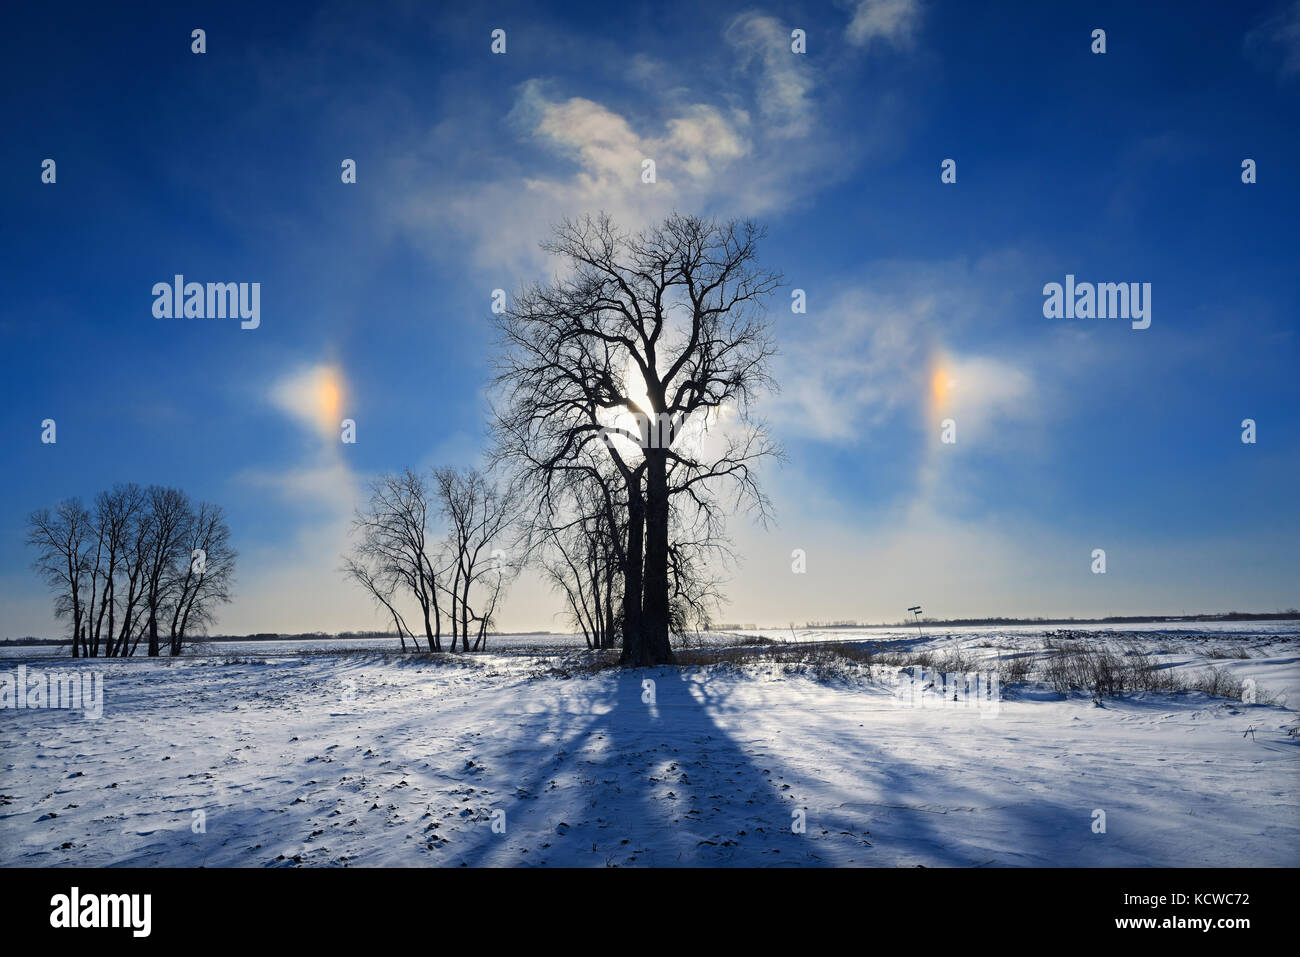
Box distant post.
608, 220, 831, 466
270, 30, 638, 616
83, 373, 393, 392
908, 605, 924, 638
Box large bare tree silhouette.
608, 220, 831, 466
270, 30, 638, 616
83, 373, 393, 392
494, 212, 781, 665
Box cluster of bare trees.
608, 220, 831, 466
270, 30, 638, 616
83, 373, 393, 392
340, 213, 778, 665
25, 485, 235, 657
493, 212, 781, 666
344, 467, 520, 652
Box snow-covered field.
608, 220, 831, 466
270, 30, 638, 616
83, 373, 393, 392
2, 624, 1297, 867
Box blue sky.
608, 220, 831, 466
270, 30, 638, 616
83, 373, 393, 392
2, 0, 1297, 636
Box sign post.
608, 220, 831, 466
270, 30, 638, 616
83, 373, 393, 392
907, 605, 924, 638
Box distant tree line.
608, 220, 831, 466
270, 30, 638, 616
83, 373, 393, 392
876, 612, 1300, 627
25, 484, 235, 657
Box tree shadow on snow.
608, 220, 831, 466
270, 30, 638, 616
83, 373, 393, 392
451, 667, 827, 867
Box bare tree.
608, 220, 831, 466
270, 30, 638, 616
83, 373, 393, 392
344, 467, 520, 653
537, 473, 623, 650
139, 487, 193, 657
434, 468, 521, 652
349, 469, 445, 651
343, 556, 416, 651
86, 485, 144, 657
472, 547, 516, 651
109, 491, 153, 657
26, 499, 92, 656
495, 212, 781, 665
167, 502, 235, 656
491, 261, 650, 659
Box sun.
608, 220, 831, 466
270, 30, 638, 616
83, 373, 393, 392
623, 355, 651, 417
606, 355, 653, 441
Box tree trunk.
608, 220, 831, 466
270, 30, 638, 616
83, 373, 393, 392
103, 578, 115, 659
419, 581, 438, 652
641, 449, 673, 664
461, 576, 471, 652
603, 559, 615, 650
620, 479, 648, 665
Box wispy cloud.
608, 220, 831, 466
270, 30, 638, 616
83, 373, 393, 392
725, 12, 818, 138
386, 12, 897, 275
771, 256, 1046, 446
843, 0, 923, 49
1245, 0, 1300, 79
269, 363, 349, 444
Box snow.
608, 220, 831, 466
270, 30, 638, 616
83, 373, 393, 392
2, 624, 1297, 867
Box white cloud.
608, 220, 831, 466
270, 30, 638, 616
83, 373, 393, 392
386, 14, 875, 275
269, 363, 348, 443
845, 0, 923, 49
769, 257, 1050, 456
933, 353, 1036, 443
522, 86, 751, 196
725, 12, 817, 138
770, 281, 940, 442
397, 82, 757, 274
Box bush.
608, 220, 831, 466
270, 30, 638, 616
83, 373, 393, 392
1187, 666, 1244, 699
996, 653, 1033, 684
1205, 643, 1252, 660
1041, 641, 1257, 702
